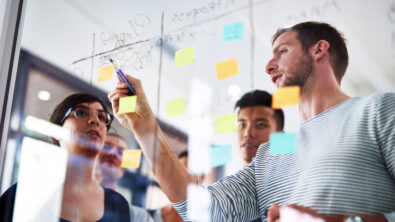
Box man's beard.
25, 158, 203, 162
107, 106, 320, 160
283, 53, 313, 89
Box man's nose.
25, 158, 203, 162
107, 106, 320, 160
108, 147, 119, 156
265, 57, 278, 75
243, 125, 253, 138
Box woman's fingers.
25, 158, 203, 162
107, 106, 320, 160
109, 74, 155, 133
108, 89, 129, 114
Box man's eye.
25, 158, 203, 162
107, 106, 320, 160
256, 122, 268, 128
279, 50, 286, 56
238, 123, 246, 129
103, 145, 112, 151
117, 149, 124, 156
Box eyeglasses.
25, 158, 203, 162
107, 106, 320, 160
102, 144, 124, 156
61, 106, 113, 126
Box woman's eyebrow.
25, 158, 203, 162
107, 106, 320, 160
75, 104, 89, 109
75, 104, 106, 112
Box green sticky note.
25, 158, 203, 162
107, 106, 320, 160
211, 145, 232, 167
166, 98, 186, 117
269, 132, 296, 155
175, 46, 195, 67
214, 113, 237, 134
118, 96, 137, 114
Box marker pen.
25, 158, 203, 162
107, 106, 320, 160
109, 59, 135, 95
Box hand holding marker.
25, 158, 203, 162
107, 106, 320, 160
109, 59, 135, 95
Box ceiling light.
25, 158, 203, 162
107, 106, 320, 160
228, 85, 240, 97
38, 90, 51, 101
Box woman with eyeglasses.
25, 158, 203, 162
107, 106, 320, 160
0, 93, 130, 222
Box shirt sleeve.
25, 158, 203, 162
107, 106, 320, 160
375, 93, 395, 179
375, 93, 395, 221
173, 160, 259, 222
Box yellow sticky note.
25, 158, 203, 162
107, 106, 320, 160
121, 150, 142, 168
214, 113, 237, 134
175, 46, 195, 67
166, 98, 186, 117
216, 58, 239, 80
98, 64, 114, 82
118, 96, 137, 114
272, 86, 300, 108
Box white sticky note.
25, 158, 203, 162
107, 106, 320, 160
13, 137, 68, 222
187, 184, 211, 222
187, 79, 213, 176
188, 117, 212, 175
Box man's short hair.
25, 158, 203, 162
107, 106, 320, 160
234, 90, 284, 131
272, 21, 348, 84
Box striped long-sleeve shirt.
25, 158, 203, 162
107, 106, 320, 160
174, 92, 395, 222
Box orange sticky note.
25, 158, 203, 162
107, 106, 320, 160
98, 64, 114, 82
118, 96, 137, 114
121, 149, 142, 168
216, 58, 239, 80
272, 86, 300, 108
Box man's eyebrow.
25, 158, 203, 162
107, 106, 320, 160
238, 118, 247, 122
254, 118, 269, 122
273, 43, 289, 53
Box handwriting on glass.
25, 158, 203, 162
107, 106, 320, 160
171, 0, 236, 23
286, 0, 341, 24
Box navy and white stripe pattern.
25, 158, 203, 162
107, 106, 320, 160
174, 93, 395, 222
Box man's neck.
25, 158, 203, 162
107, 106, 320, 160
299, 79, 350, 121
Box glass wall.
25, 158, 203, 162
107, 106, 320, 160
1, 0, 394, 221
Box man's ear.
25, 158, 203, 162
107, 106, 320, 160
312, 40, 330, 62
